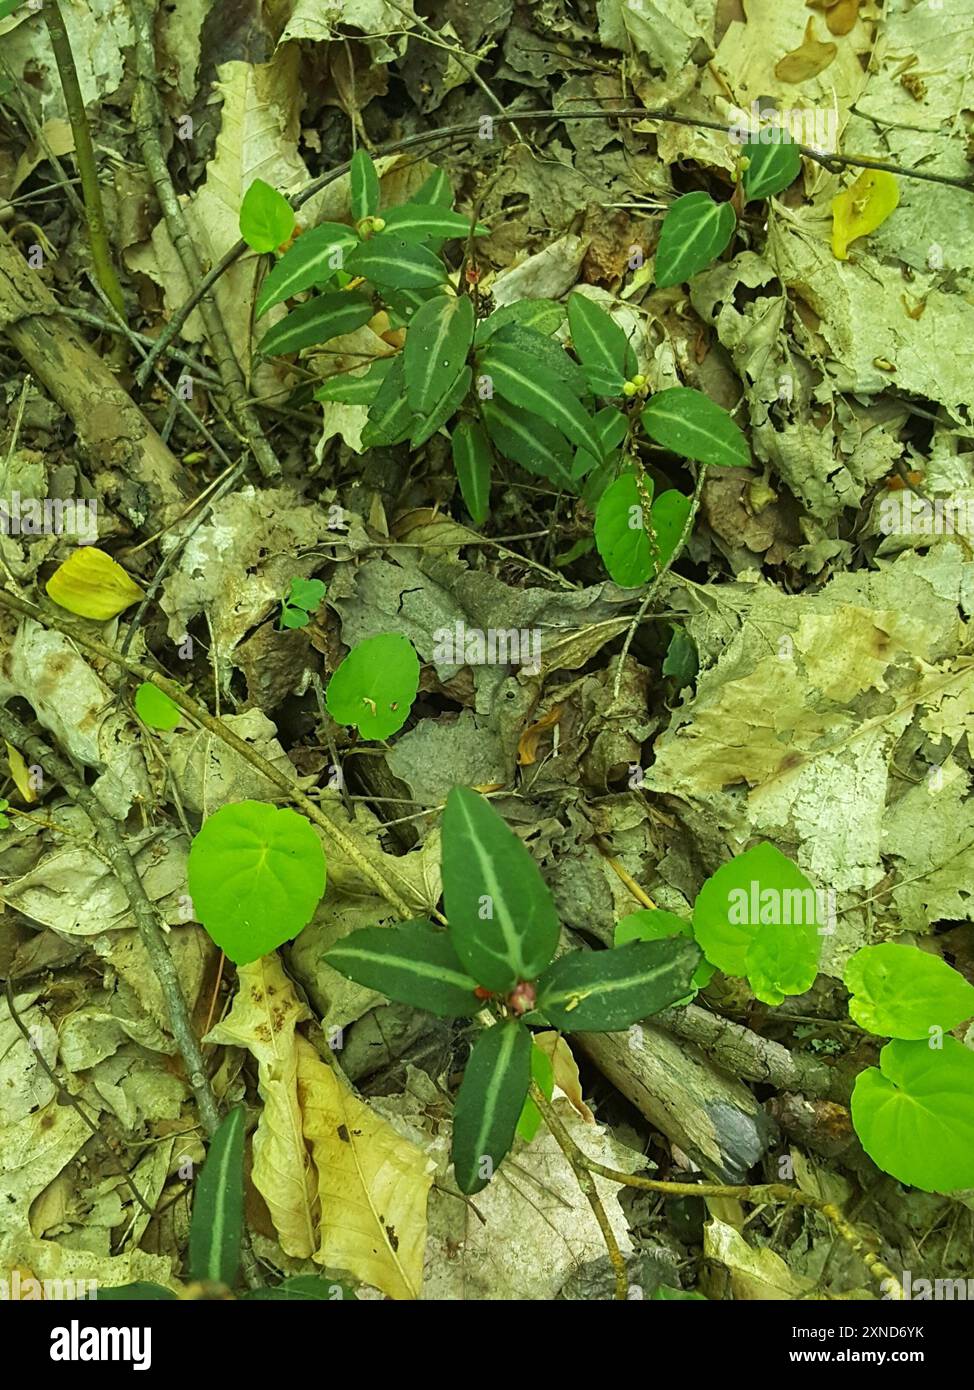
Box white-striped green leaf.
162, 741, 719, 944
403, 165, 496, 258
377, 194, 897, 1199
476, 298, 565, 345
642, 387, 749, 468
536, 937, 702, 1031
381, 203, 487, 243
572, 405, 628, 482
442, 786, 561, 992
595, 473, 654, 587
480, 397, 574, 487
479, 343, 603, 458
452, 420, 493, 524
410, 365, 471, 447
239, 178, 295, 254
567, 293, 637, 396
188, 1106, 246, 1286
489, 323, 589, 396
258, 291, 373, 356
404, 294, 475, 414
361, 357, 416, 447
742, 134, 802, 202
346, 234, 447, 290
654, 192, 736, 289
350, 148, 380, 221
412, 168, 453, 207
452, 1020, 532, 1194
325, 920, 480, 1017
314, 357, 393, 404
256, 223, 360, 317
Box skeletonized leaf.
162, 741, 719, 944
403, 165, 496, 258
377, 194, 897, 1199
296, 1034, 433, 1299
452, 1020, 532, 1195
258, 291, 374, 356
536, 937, 702, 1031
324, 920, 481, 1017
404, 294, 475, 415
442, 786, 561, 992
642, 387, 749, 468
188, 1107, 246, 1286
654, 192, 736, 289
256, 223, 360, 317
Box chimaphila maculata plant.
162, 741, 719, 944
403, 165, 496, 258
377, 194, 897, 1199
235, 140, 818, 591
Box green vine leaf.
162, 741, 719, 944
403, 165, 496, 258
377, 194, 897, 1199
741, 134, 802, 202
238, 178, 295, 254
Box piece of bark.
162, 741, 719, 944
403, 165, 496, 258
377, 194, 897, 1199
0, 227, 188, 529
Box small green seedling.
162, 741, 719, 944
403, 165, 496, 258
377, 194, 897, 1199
239, 178, 297, 254
187, 800, 326, 965
325, 786, 702, 1195
134, 681, 183, 731
325, 632, 419, 740
280, 576, 326, 630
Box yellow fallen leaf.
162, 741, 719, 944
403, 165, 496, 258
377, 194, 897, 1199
831, 169, 900, 260
45, 547, 144, 620
5, 741, 38, 804
296, 1035, 433, 1300
533, 1032, 594, 1123
205, 957, 319, 1259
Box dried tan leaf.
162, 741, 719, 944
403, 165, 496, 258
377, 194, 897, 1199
774, 19, 838, 82
533, 1032, 594, 1123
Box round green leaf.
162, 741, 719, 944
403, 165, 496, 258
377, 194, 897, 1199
615, 908, 715, 996
844, 943, 974, 1039
851, 1038, 974, 1193
594, 473, 654, 587
239, 178, 296, 254
134, 682, 182, 731
325, 633, 419, 740
642, 387, 749, 468
654, 192, 736, 289
187, 801, 326, 965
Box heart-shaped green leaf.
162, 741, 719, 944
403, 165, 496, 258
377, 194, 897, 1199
595, 473, 654, 587
452, 1020, 532, 1194
326, 632, 419, 740
536, 937, 702, 1031
135, 682, 182, 730
188, 1106, 246, 1286
654, 192, 736, 289
239, 178, 296, 254
642, 387, 749, 468
188, 801, 326, 965
851, 1038, 974, 1193
324, 920, 480, 1017
844, 943, 974, 1039
442, 787, 561, 992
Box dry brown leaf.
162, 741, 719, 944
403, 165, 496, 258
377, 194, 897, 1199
533, 1032, 594, 1123
296, 1036, 433, 1300
517, 704, 564, 766
775, 19, 838, 82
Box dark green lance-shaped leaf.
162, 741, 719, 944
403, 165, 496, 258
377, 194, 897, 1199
478, 342, 603, 459
325, 920, 481, 1017
442, 786, 561, 991
654, 192, 736, 289
476, 298, 566, 345
452, 1020, 532, 1194
96, 1283, 178, 1300
572, 406, 629, 483
567, 292, 637, 395
410, 365, 471, 447
412, 167, 453, 207
488, 323, 589, 397
361, 357, 416, 448
239, 178, 296, 253
258, 291, 373, 357
314, 357, 393, 405
256, 223, 360, 317
381, 203, 487, 243
404, 294, 475, 414
536, 937, 702, 1031
245, 1276, 358, 1301
742, 134, 802, 202
642, 387, 749, 468
345, 234, 447, 290
452, 420, 494, 524
480, 397, 574, 488
595, 472, 653, 587
350, 148, 380, 220
188, 1106, 246, 1286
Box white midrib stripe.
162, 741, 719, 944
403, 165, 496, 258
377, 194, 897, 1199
546, 959, 680, 1007
206, 1110, 241, 1281
334, 944, 474, 989
458, 797, 525, 973
471, 1026, 517, 1175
